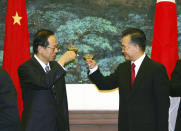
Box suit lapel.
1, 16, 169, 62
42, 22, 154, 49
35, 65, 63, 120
127, 61, 131, 89
119, 61, 132, 95
49, 61, 60, 88
129, 56, 150, 96
49, 61, 56, 70
31, 56, 45, 74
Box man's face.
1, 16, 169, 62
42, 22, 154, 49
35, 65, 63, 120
39, 35, 59, 63
121, 35, 138, 61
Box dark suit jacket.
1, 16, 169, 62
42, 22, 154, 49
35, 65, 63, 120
0, 67, 20, 131
18, 56, 69, 131
170, 60, 181, 131
89, 56, 169, 131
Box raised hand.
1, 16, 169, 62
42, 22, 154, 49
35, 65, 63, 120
58, 51, 77, 66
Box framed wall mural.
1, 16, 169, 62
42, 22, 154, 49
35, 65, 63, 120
0, 0, 181, 83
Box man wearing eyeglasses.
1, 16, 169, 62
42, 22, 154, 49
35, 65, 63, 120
18, 29, 76, 131
85, 28, 169, 131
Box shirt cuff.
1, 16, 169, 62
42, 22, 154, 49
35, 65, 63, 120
89, 65, 98, 75
59, 64, 66, 71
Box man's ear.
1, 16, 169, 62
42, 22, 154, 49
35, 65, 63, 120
135, 44, 141, 51
38, 46, 43, 53
136, 44, 145, 54
134, 44, 141, 54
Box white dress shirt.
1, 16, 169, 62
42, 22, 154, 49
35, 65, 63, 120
34, 54, 66, 72
34, 55, 51, 72
131, 53, 145, 77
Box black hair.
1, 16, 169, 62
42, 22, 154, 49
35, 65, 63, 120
121, 28, 146, 51
33, 29, 54, 54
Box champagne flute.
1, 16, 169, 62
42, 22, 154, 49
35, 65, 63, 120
67, 45, 78, 53
83, 54, 94, 60
83, 54, 94, 69
67, 45, 81, 82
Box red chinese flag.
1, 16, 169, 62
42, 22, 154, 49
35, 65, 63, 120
2, 0, 30, 118
151, 0, 179, 79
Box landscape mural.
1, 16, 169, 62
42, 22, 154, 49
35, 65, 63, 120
0, 0, 181, 83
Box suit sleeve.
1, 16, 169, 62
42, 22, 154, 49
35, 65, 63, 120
153, 65, 169, 131
88, 67, 119, 90
170, 60, 181, 96
18, 62, 66, 90
0, 68, 20, 130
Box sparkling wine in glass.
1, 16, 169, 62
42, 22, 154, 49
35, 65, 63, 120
83, 54, 94, 60
67, 45, 78, 53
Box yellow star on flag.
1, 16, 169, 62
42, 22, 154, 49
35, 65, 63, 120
12, 12, 22, 25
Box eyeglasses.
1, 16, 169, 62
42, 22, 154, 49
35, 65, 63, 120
47, 46, 60, 52
120, 45, 129, 51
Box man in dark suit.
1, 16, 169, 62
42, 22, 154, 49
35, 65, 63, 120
18, 29, 76, 131
85, 28, 170, 131
0, 67, 20, 131
170, 60, 181, 131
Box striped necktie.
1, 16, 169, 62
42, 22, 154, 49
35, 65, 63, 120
45, 65, 50, 73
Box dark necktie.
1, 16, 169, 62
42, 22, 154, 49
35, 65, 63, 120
131, 63, 135, 88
